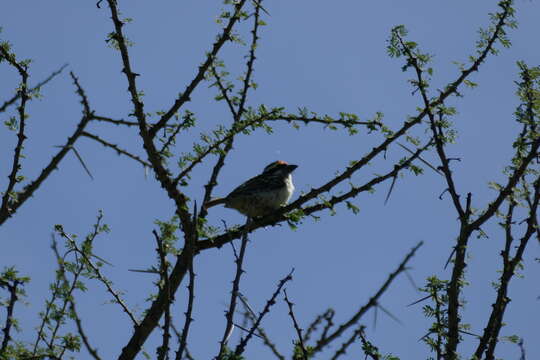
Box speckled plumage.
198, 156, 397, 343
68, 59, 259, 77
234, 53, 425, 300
204, 160, 297, 217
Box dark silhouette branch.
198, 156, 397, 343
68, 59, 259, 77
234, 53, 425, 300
474, 178, 540, 359
175, 258, 196, 360
0, 72, 93, 226
200, 1, 263, 217
197, 139, 433, 251
69, 300, 102, 360
234, 268, 293, 356
0, 63, 67, 114
330, 325, 365, 360
0, 278, 21, 355
82, 131, 151, 167
283, 289, 308, 360
0, 45, 30, 225
149, 0, 250, 137
55, 226, 139, 327
312, 241, 423, 354
217, 218, 251, 359
154, 230, 172, 360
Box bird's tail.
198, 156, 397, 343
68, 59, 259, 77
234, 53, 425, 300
203, 197, 227, 209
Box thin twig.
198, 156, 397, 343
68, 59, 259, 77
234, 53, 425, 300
234, 268, 294, 355
0, 63, 68, 113
358, 329, 381, 360
176, 204, 199, 360
0, 279, 20, 355
330, 325, 365, 360
217, 218, 251, 359
150, 0, 250, 136
82, 131, 151, 167
0, 72, 93, 226
239, 296, 285, 360
0, 45, 30, 223
47, 243, 85, 353
312, 241, 423, 354
199, 1, 263, 217
197, 140, 433, 251
32, 237, 65, 355
154, 230, 171, 360
283, 289, 308, 360
303, 309, 333, 344
55, 226, 139, 326
69, 300, 102, 360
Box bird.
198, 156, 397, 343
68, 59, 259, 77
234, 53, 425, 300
204, 160, 298, 218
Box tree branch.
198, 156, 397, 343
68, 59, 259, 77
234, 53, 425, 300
312, 241, 423, 354
217, 218, 251, 359
149, 0, 249, 137
0, 72, 93, 226
82, 131, 151, 167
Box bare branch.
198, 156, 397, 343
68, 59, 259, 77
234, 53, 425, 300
0, 72, 93, 226
200, 1, 264, 216
149, 0, 250, 137
0, 278, 21, 355
197, 139, 433, 251
55, 226, 139, 327
330, 325, 365, 360
312, 241, 423, 354
217, 218, 251, 359
0, 63, 67, 114
175, 258, 196, 360
283, 289, 308, 360
0, 45, 30, 224
82, 131, 151, 167
239, 296, 285, 360
358, 329, 381, 360
210, 65, 238, 119
234, 268, 294, 356
173, 110, 278, 188
69, 300, 102, 360
303, 309, 334, 344
154, 230, 172, 360
474, 179, 540, 359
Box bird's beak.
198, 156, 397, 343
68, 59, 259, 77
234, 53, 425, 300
287, 164, 298, 172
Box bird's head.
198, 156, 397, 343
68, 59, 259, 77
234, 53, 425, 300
262, 160, 298, 175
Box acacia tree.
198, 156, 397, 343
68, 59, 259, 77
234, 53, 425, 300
1, 1, 538, 359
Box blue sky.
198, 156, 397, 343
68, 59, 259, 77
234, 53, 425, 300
1, 1, 540, 359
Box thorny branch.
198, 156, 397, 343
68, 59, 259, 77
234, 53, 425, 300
175, 257, 195, 360
149, 0, 250, 136
200, 0, 263, 218
0, 63, 67, 114
69, 300, 101, 360
0, 0, 517, 358
474, 178, 540, 359
234, 269, 294, 356
217, 218, 251, 359
330, 325, 365, 360
0, 72, 93, 226
0, 278, 21, 355
311, 241, 423, 354
283, 289, 308, 360
239, 296, 286, 360
446, 64, 539, 359
55, 226, 139, 327
197, 139, 433, 251
100, 1, 515, 357
154, 231, 172, 360
0, 45, 30, 225
82, 131, 151, 167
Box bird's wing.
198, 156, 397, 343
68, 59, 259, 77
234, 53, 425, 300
227, 173, 284, 198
